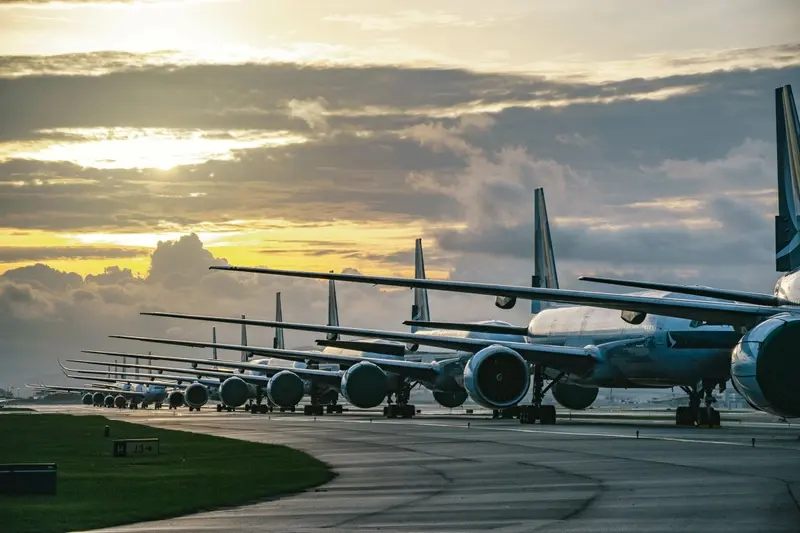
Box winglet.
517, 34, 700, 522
274, 292, 285, 349
775, 84, 800, 272
240, 314, 250, 361
410, 238, 431, 332
327, 273, 340, 341
532, 187, 559, 312
212, 327, 218, 360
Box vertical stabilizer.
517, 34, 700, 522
410, 238, 431, 332
274, 292, 285, 349
531, 187, 560, 313
240, 314, 249, 362
212, 327, 218, 360
148, 351, 152, 375
122, 355, 127, 380
326, 273, 340, 341
775, 84, 800, 272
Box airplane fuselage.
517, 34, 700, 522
526, 291, 738, 388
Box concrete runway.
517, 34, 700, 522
30, 406, 800, 532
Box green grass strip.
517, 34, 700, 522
0, 413, 334, 533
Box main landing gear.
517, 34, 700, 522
519, 366, 560, 425
246, 393, 272, 414
247, 401, 272, 414
384, 382, 416, 418
216, 404, 237, 412
676, 381, 721, 428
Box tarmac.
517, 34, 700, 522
26, 405, 800, 532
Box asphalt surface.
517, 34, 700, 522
27, 405, 800, 532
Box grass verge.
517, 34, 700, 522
0, 413, 334, 533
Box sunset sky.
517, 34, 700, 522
1, 0, 799, 385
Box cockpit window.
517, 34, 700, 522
689, 320, 707, 328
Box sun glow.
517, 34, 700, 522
0, 128, 307, 170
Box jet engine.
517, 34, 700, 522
551, 382, 598, 410
93, 392, 105, 405
340, 361, 388, 408
463, 345, 530, 409
114, 395, 127, 409
168, 390, 185, 408
219, 376, 250, 408
731, 313, 800, 418
184, 383, 209, 409
266, 370, 304, 408
82, 393, 94, 405
103, 395, 115, 407
433, 390, 468, 408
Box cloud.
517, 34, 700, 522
0, 246, 145, 262
286, 98, 330, 132
324, 10, 505, 32
0, 233, 533, 386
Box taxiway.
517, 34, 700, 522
27, 406, 800, 532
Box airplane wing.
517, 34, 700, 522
108, 336, 446, 381
68, 356, 343, 387
208, 265, 786, 326
578, 276, 791, 307
403, 320, 530, 337
131, 312, 597, 375
313, 339, 407, 357
28, 384, 133, 396
46, 376, 148, 399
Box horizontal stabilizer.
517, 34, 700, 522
579, 276, 791, 307
403, 320, 529, 336
314, 339, 406, 357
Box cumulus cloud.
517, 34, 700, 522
0, 233, 527, 386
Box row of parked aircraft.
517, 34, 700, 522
32, 84, 800, 428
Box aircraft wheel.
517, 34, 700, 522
540, 405, 556, 424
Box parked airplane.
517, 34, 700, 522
110, 192, 572, 421
28, 376, 173, 409
190, 84, 800, 426
124, 187, 733, 425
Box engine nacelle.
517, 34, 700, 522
93, 392, 105, 405
495, 296, 516, 310
113, 395, 126, 408
168, 391, 185, 408
184, 383, 209, 409
463, 345, 530, 409
433, 390, 468, 408
82, 393, 94, 405
219, 376, 249, 408
340, 361, 388, 409
551, 382, 598, 410
731, 314, 800, 418
266, 370, 304, 408
104, 395, 115, 407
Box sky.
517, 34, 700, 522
1, 0, 799, 387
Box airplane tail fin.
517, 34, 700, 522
274, 292, 285, 349
410, 238, 431, 332
775, 84, 800, 272
531, 187, 559, 313
326, 274, 340, 341
212, 327, 218, 360
240, 314, 249, 362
